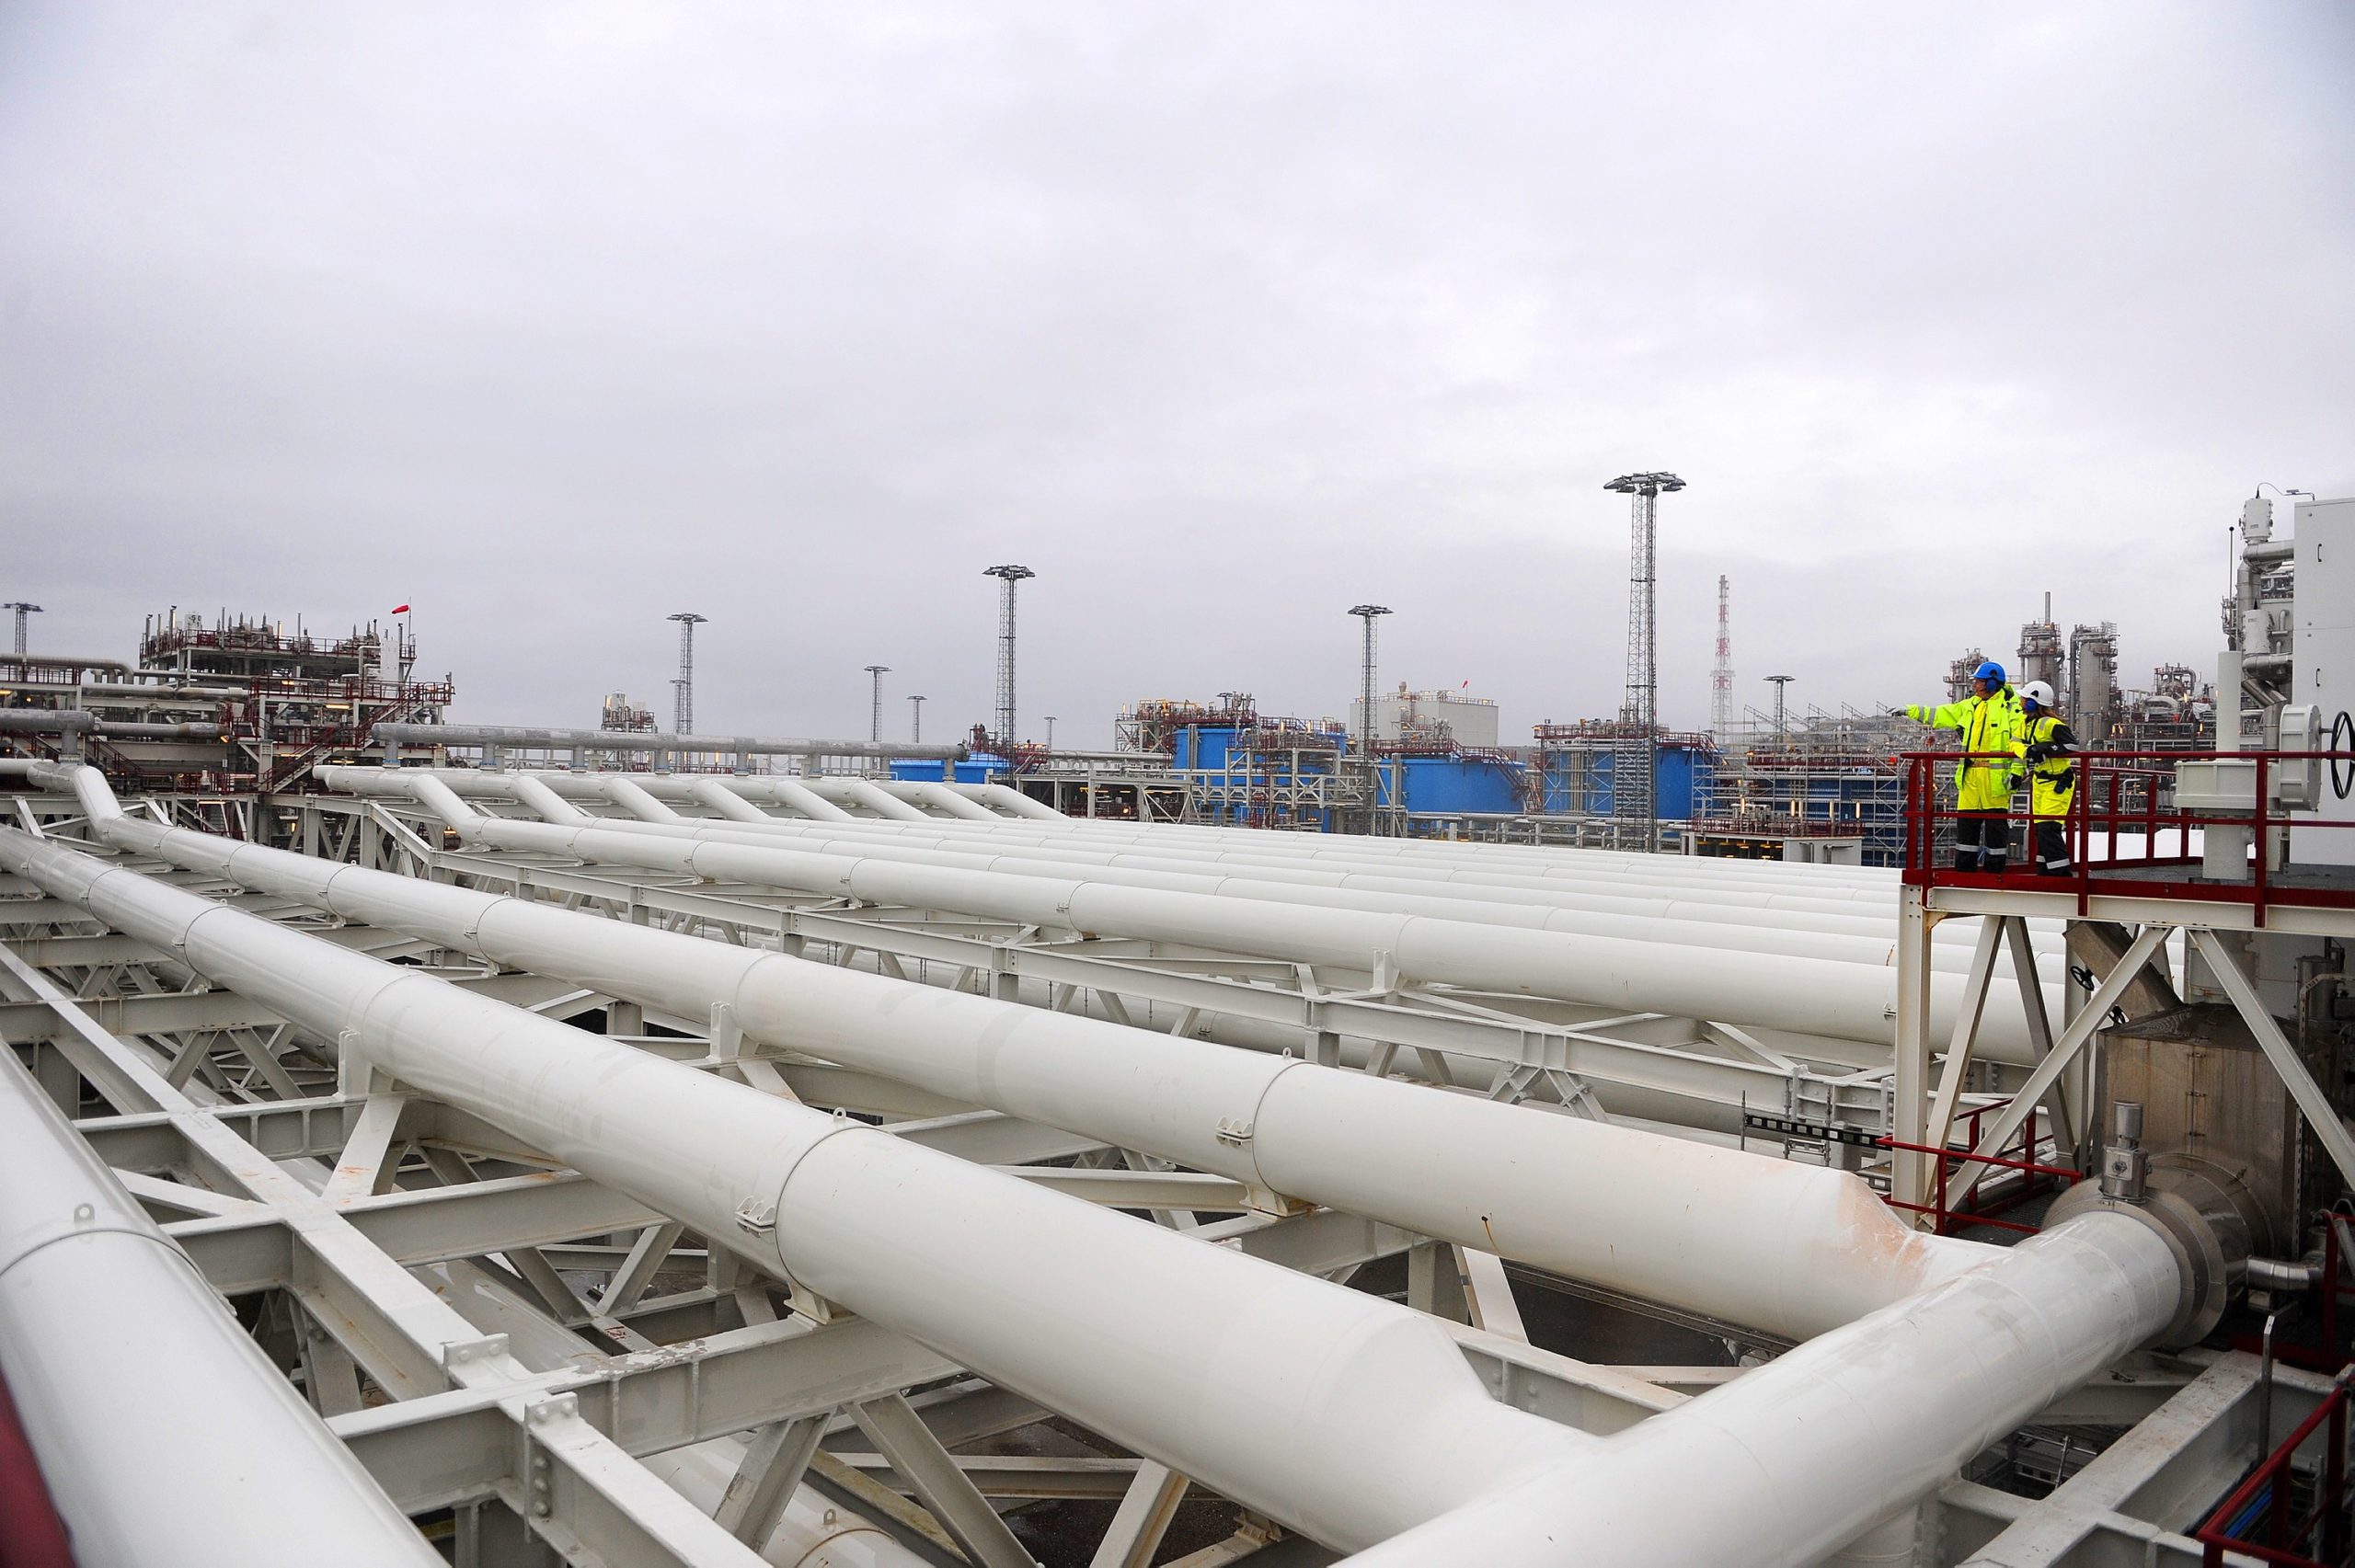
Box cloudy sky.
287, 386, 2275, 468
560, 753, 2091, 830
3, 3, 2349, 749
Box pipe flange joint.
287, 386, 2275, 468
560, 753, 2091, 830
2048, 1164, 2247, 1346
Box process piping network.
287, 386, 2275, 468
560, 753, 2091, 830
320, 766, 2063, 1061
1, 767, 2219, 1563
405, 766, 2061, 980
0, 1002, 441, 1566
51, 761, 1992, 1343
368, 721, 966, 763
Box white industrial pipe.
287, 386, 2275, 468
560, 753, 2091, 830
0, 1049, 439, 1567
372, 721, 962, 762
7, 800, 2193, 1566
323, 767, 2048, 1057
641, 772, 1909, 905
65, 765, 1988, 1341
802, 776, 934, 821
514, 769, 2057, 972
881, 780, 1002, 821
521, 768, 1896, 910
0, 827, 1589, 1553
1333, 1207, 2179, 1567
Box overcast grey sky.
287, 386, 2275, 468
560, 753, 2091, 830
3, 3, 2349, 748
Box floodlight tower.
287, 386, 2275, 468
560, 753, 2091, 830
865, 666, 891, 744
1710, 575, 1734, 744
909, 694, 925, 744
1767, 674, 1796, 738
1044, 715, 1058, 751
1603, 472, 1686, 851
984, 565, 1040, 749
1349, 604, 1392, 832
666, 612, 707, 735
3, 602, 40, 656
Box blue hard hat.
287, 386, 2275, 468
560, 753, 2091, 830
1973, 660, 2005, 683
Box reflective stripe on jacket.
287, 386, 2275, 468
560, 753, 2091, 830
2021, 714, 2076, 819
1905, 689, 2024, 811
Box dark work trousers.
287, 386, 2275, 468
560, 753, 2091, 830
2029, 818, 2073, 876
1954, 810, 2010, 873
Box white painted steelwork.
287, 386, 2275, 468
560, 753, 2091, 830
511, 768, 2060, 975
62, 764, 1989, 1340
0, 827, 1590, 1554
0, 1047, 439, 1568
322, 767, 2050, 1055
370, 721, 960, 761
1333, 1206, 2179, 1566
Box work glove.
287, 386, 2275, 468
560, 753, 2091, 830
2022, 742, 2053, 764
1896, 705, 1924, 722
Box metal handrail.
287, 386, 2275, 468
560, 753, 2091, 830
1901, 748, 2355, 926
2194, 1366, 2353, 1565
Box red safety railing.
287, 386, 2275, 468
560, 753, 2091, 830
1878, 1099, 2080, 1235
1901, 748, 2355, 927
2195, 1366, 2353, 1566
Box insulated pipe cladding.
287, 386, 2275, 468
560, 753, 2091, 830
507, 769, 2054, 979
0, 1049, 440, 1568
0, 827, 1587, 1553
58, 763, 1988, 1341
0, 823, 2200, 1568
319, 767, 2053, 1058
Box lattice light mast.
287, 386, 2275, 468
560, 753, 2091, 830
983, 565, 1035, 750
1349, 605, 1392, 766
3, 602, 40, 656
1349, 605, 1392, 833
909, 694, 925, 744
665, 612, 706, 735
1767, 674, 1795, 738
1603, 472, 1686, 852
865, 666, 891, 744
1710, 575, 1734, 744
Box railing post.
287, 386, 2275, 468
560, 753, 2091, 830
2326, 1385, 2349, 1562
1894, 881, 1936, 1227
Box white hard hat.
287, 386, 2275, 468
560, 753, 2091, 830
2020, 680, 2055, 707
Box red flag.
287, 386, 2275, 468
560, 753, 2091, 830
391, 603, 410, 614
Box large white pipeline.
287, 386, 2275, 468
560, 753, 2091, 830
323, 767, 2048, 1057
415, 766, 1930, 935
0, 828, 1588, 1553
0, 1049, 438, 1567
517, 770, 2056, 977
61, 765, 1986, 1341
3, 817, 2192, 1567
1333, 1207, 2179, 1566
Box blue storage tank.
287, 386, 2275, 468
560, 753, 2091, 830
1383, 756, 1526, 816
890, 756, 1008, 783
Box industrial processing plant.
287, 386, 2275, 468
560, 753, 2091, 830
2, 484, 2352, 1568
6, 6, 2354, 1568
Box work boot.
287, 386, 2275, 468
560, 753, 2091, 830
1952, 850, 1978, 874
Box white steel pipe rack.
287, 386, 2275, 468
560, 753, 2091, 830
321, 766, 2052, 1057
60, 763, 1991, 1342
0, 1039, 440, 1568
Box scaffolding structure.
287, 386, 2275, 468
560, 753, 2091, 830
1695, 704, 1918, 865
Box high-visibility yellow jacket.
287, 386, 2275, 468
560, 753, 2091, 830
1905, 689, 2024, 811
2018, 713, 2076, 819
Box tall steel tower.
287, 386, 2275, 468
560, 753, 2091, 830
1348, 605, 1392, 763
865, 665, 891, 744
665, 612, 706, 735
983, 566, 1034, 749
3, 602, 40, 656
1603, 473, 1685, 851
1349, 605, 1392, 832
1710, 575, 1734, 744
1767, 674, 1795, 738
908, 693, 925, 744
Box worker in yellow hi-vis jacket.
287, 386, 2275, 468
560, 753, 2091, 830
2015, 681, 2077, 876
1898, 659, 2026, 874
